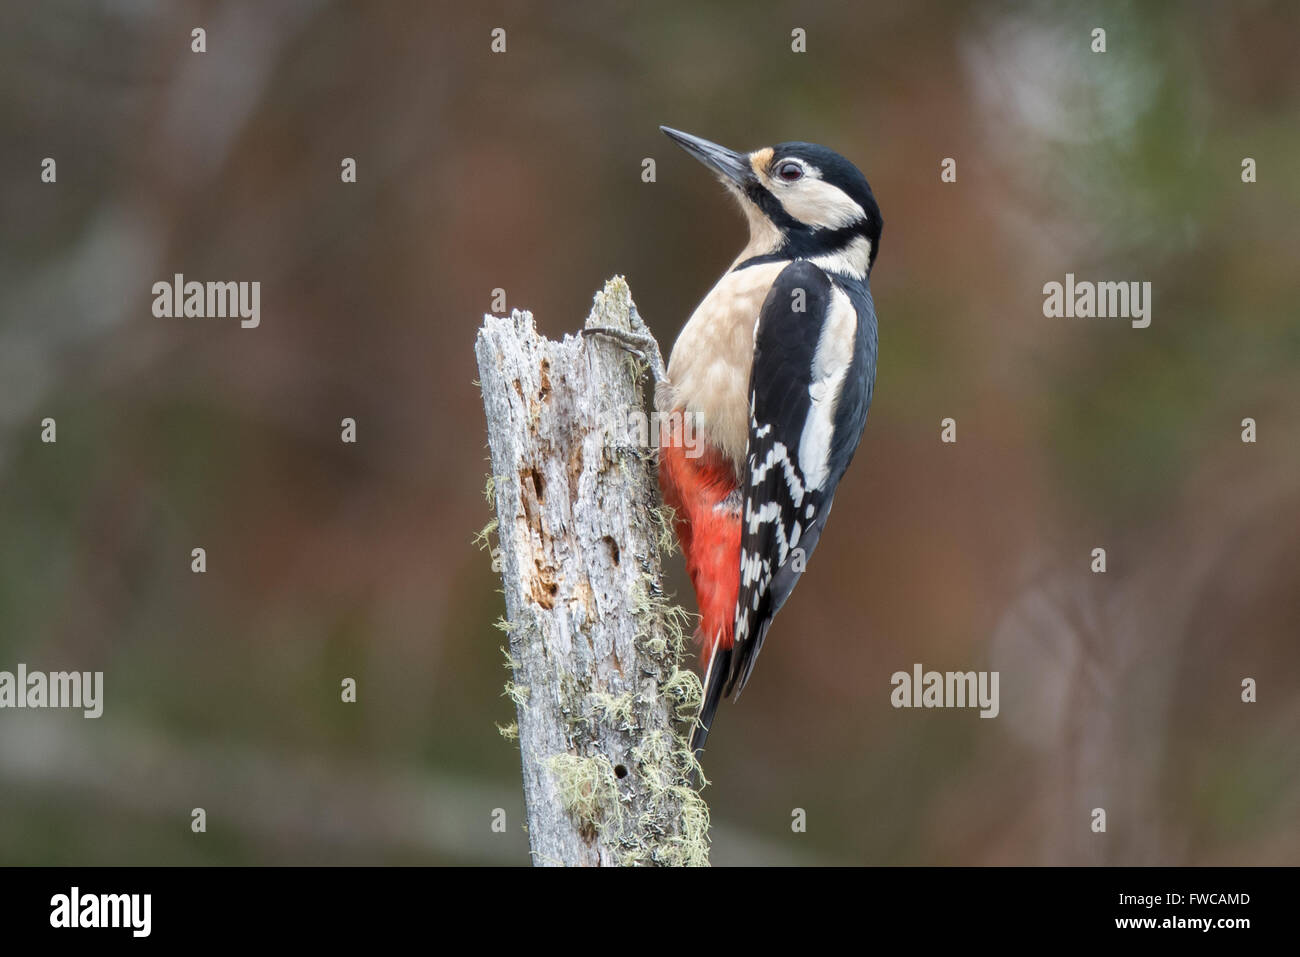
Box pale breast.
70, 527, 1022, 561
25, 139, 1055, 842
663, 261, 787, 472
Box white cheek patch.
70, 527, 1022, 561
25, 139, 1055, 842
778, 178, 866, 230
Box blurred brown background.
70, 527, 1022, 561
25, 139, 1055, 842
1, 0, 1297, 865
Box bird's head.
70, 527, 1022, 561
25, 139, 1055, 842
661, 126, 882, 278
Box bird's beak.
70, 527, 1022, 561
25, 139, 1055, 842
660, 126, 752, 188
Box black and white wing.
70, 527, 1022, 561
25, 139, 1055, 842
726, 260, 877, 698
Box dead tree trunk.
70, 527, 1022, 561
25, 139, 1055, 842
474, 277, 709, 866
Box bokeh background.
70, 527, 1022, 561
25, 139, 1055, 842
1, 0, 1297, 865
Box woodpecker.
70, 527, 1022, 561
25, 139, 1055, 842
654, 127, 882, 754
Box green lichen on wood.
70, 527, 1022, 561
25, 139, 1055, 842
661, 666, 704, 725
627, 728, 710, 866
503, 681, 530, 706
648, 502, 679, 558
548, 753, 623, 839
589, 690, 640, 731
632, 571, 694, 661
472, 516, 498, 556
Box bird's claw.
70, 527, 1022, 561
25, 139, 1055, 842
583, 325, 666, 383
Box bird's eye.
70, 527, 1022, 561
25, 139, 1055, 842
776, 161, 804, 182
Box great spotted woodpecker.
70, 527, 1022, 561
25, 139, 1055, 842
655, 127, 882, 754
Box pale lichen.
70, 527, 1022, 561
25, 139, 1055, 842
632, 573, 694, 661
503, 681, 530, 706
627, 728, 710, 866
661, 666, 704, 724
648, 502, 679, 558
589, 690, 640, 731
548, 753, 623, 838
472, 516, 498, 558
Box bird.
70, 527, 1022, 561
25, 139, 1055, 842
654, 127, 883, 755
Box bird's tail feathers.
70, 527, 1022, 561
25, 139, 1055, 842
690, 637, 732, 755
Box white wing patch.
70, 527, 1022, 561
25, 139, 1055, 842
797, 287, 857, 490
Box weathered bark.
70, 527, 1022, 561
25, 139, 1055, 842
474, 277, 708, 866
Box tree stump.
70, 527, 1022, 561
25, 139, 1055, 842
474, 277, 709, 866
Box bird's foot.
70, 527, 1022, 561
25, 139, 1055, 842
582, 325, 666, 384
